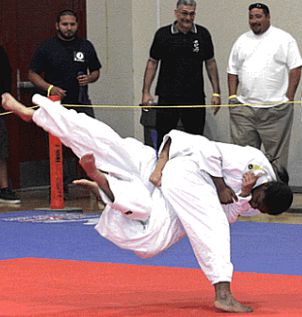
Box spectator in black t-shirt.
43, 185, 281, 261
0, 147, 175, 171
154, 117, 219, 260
0, 46, 20, 204
29, 9, 102, 118
28, 9, 102, 196
141, 0, 221, 149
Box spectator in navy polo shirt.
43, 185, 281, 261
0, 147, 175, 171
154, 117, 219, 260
28, 9, 102, 196
141, 0, 221, 149
28, 9, 101, 118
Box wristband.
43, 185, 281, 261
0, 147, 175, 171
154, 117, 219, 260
228, 94, 237, 99
212, 93, 220, 97
47, 85, 54, 97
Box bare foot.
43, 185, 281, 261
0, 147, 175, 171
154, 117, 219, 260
214, 282, 253, 313
214, 297, 253, 313
73, 179, 101, 200
1, 93, 34, 122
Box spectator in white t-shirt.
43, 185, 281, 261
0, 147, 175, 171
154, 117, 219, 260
227, 2, 302, 168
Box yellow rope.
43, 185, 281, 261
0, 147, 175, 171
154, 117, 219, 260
1, 99, 301, 116
58, 99, 302, 109
0, 105, 39, 117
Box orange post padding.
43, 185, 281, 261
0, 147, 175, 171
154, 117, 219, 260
48, 95, 64, 209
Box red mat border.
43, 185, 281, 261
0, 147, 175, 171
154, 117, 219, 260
1, 258, 301, 316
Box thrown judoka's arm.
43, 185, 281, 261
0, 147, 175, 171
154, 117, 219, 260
91, 169, 114, 202
149, 137, 171, 187
77, 153, 152, 222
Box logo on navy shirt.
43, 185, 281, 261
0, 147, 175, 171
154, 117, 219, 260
193, 40, 200, 53
74, 51, 85, 62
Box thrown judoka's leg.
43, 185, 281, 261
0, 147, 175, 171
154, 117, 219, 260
161, 157, 253, 313
2, 93, 34, 121
2, 93, 156, 182
2, 93, 155, 220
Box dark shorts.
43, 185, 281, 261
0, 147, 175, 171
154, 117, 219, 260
0, 118, 8, 160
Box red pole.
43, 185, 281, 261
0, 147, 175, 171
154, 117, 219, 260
48, 95, 64, 209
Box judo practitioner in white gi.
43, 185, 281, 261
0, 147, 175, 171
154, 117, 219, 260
148, 130, 292, 312
2, 93, 292, 313
151, 129, 291, 222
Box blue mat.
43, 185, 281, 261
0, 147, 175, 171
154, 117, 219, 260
0, 211, 301, 275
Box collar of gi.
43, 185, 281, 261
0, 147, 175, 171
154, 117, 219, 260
171, 21, 197, 34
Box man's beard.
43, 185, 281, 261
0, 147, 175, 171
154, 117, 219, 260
58, 29, 77, 40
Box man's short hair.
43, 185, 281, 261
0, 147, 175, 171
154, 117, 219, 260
249, 3, 270, 16
176, 0, 197, 8
264, 181, 293, 215
56, 9, 78, 23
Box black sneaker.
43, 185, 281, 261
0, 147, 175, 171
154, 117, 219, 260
0, 188, 21, 204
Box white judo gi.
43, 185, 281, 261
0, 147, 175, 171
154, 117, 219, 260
31, 95, 185, 259
30, 94, 276, 285
158, 130, 276, 284
160, 130, 277, 223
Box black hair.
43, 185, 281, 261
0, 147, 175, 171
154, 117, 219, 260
249, 3, 270, 16
56, 9, 78, 23
263, 181, 293, 215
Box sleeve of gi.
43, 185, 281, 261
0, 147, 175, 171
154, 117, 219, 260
223, 195, 260, 224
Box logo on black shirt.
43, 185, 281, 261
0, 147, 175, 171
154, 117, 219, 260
74, 51, 85, 62
193, 40, 200, 53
